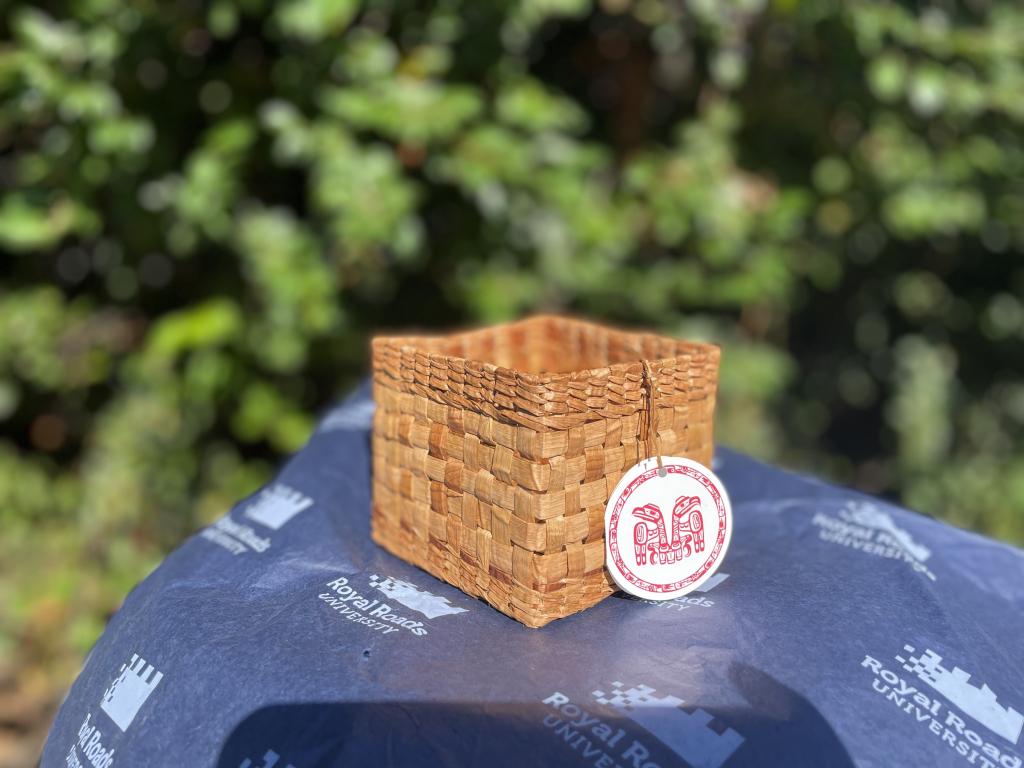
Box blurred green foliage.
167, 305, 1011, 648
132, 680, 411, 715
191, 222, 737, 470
1, 0, 1023, 759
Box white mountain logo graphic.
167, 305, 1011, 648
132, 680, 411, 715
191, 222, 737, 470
592, 682, 744, 768
239, 749, 297, 768
839, 501, 931, 562
319, 399, 375, 432
693, 572, 729, 593
367, 575, 468, 619
897, 645, 1023, 743
243, 485, 313, 530
100, 653, 164, 732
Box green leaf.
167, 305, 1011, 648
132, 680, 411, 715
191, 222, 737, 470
145, 299, 243, 361
275, 0, 358, 42
0, 196, 78, 251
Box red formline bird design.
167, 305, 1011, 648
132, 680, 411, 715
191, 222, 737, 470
632, 496, 705, 566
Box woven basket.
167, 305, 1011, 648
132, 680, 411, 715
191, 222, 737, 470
370, 315, 720, 627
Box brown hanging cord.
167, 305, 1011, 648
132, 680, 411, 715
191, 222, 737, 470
642, 360, 665, 474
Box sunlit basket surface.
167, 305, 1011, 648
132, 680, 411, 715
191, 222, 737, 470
371, 315, 720, 627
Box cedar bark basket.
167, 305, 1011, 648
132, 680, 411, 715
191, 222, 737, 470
371, 315, 720, 627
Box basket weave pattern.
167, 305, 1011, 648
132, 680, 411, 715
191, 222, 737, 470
371, 315, 720, 627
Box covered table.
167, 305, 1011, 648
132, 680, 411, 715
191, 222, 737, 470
43, 383, 1024, 768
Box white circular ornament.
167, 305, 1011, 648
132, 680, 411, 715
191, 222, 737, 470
604, 455, 732, 600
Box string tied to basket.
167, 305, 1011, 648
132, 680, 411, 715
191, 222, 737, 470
641, 360, 665, 476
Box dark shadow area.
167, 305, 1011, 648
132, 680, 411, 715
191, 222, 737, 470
216, 670, 855, 768
725, 663, 856, 765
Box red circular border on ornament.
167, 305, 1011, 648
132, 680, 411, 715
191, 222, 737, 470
607, 463, 728, 594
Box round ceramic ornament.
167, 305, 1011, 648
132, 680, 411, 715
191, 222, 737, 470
604, 455, 732, 600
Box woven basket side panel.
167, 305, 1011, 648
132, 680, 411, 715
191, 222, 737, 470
371, 367, 716, 626
371, 316, 719, 627
372, 345, 719, 434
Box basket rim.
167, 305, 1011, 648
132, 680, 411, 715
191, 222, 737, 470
371, 313, 719, 384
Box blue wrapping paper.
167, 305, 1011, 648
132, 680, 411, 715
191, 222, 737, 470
43, 382, 1024, 768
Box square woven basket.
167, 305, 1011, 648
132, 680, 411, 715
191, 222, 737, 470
370, 315, 720, 627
